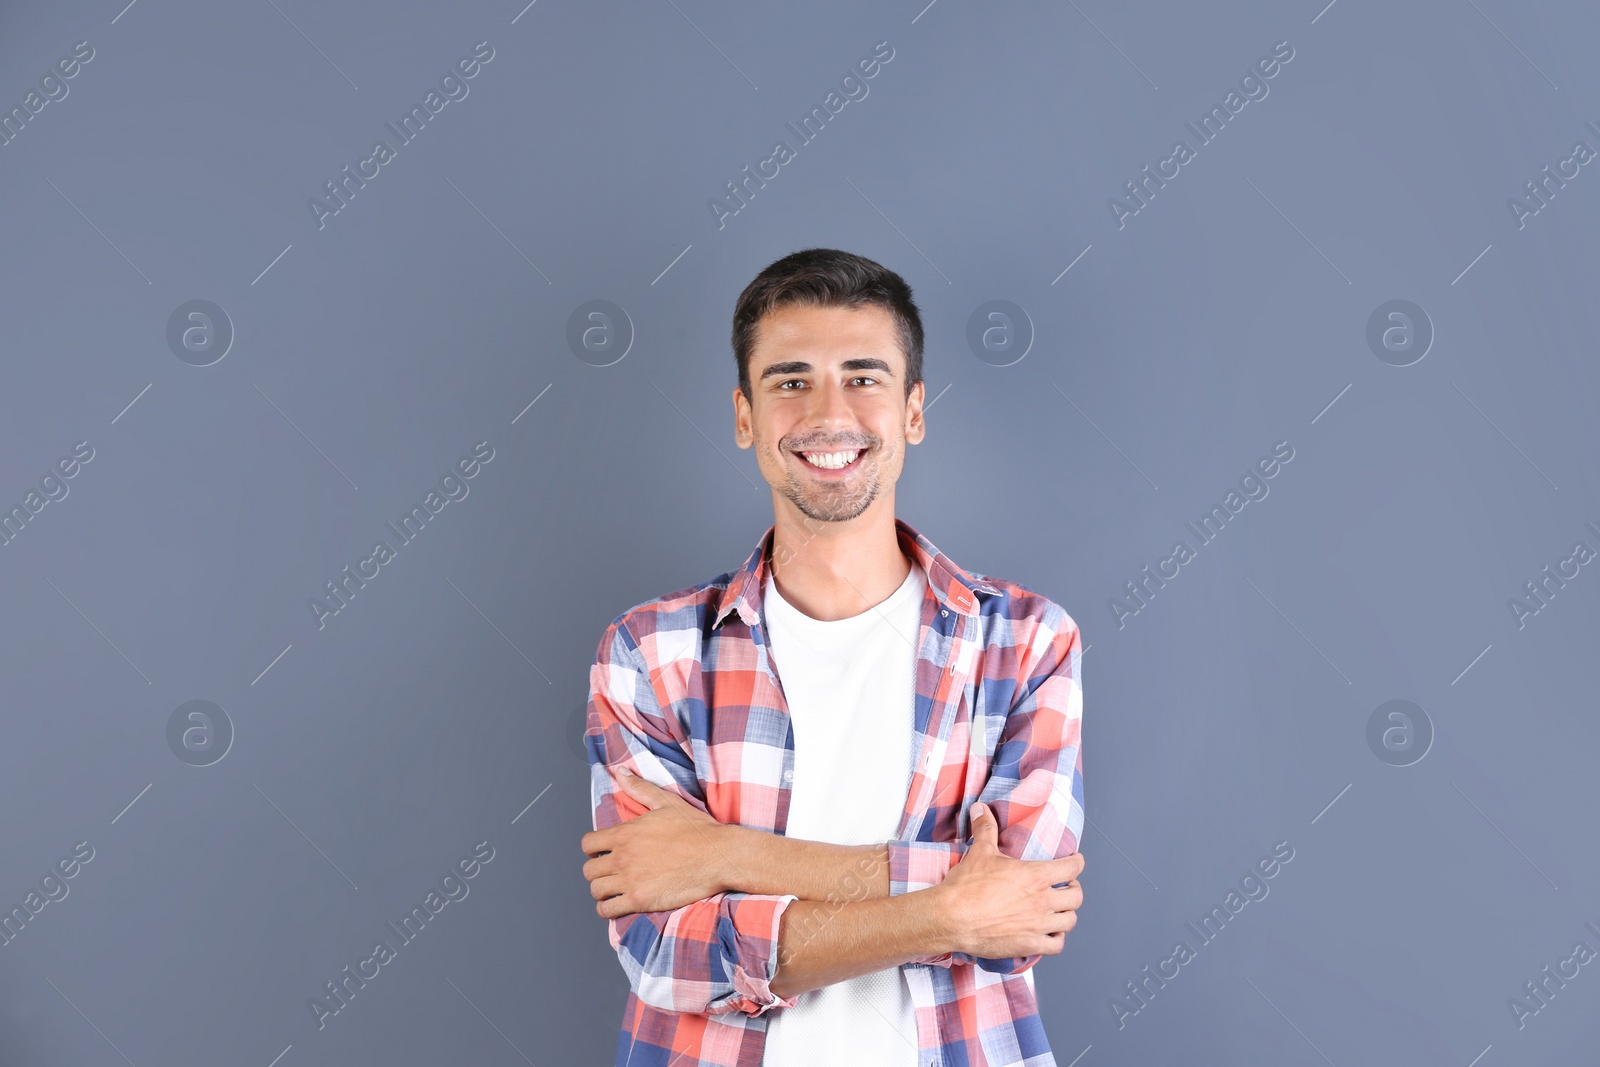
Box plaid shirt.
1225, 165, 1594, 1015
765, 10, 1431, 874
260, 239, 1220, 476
586, 518, 1084, 1067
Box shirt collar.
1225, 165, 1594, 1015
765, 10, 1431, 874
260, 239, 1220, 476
712, 517, 1002, 631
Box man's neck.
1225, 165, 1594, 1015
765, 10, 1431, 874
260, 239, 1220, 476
767, 504, 911, 623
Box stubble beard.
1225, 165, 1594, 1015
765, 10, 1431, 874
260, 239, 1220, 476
764, 428, 891, 524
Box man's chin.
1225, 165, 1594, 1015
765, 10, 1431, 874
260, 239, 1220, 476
785, 486, 877, 524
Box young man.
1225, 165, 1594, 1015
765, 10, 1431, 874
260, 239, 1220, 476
580, 248, 1085, 1066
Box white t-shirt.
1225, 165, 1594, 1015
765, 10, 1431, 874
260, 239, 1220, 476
760, 559, 925, 1067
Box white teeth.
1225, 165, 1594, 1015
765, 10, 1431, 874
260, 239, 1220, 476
800, 450, 861, 469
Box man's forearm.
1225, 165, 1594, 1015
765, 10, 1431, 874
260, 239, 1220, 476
716, 824, 891, 902
768, 889, 953, 1000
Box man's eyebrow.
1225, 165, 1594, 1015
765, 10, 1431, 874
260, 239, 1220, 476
758, 357, 896, 381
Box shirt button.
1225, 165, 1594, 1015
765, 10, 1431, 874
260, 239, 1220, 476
783, 769, 793, 782
940, 609, 948, 617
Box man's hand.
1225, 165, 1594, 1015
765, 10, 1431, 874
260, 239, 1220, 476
930, 802, 1085, 960
580, 771, 733, 919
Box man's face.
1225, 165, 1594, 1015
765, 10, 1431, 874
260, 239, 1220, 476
733, 302, 924, 524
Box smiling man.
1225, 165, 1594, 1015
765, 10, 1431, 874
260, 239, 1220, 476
580, 248, 1085, 1067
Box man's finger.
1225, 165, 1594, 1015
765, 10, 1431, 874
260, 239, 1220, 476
589, 875, 625, 902
1042, 852, 1085, 882
616, 768, 669, 811
1044, 909, 1079, 935
596, 893, 638, 920
579, 828, 616, 856
1049, 883, 1083, 911
968, 801, 998, 851
581, 853, 617, 882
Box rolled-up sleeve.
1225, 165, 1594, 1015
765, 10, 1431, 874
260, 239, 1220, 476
587, 620, 799, 1016
608, 890, 798, 1015
892, 600, 1084, 974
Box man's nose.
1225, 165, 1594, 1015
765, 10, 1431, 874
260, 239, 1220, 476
806, 378, 852, 427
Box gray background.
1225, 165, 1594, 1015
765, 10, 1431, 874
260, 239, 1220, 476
1, 0, 1596, 1064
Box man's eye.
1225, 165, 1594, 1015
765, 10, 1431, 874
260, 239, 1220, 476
851, 376, 878, 386
778, 379, 806, 390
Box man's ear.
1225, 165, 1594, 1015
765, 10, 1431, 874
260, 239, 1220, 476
733, 386, 753, 449
904, 380, 926, 445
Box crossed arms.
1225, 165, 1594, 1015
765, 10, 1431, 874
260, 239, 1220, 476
581, 607, 1084, 1015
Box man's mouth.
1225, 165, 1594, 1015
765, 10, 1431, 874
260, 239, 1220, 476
793, 448, 864, 472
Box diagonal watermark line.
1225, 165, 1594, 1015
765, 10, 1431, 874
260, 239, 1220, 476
446, 978, 537, 1065
1311, 383, 1351, 425
1065, 0, 1158, 89
264, 0, 358, 90
251, 382, 360, 491
654, 383, 759, 489
1465, 1044, 1492, 1067
923, 382, 953, 411
511, 383, 553, 424
1451, 781, 1558, 890
253, 782, 359, 889
1244, 976, 1338, 1066
651, 243, 693, 285
265, 1044, 293, 1067
46, 178, 151, 284
1451, 244, 1492, 286
911, 0, 940, 23
111, 0, 141, 23
663, 0, 757, 89
112, 383, 152, 425
444, 176, 551, 282
1451, 382, 1557, 489
1052, 383, 1159, 489
446, 578, 553, 684
1451, 643, 1491, 686
512, 782, 553, 824
1310, 0, 1338, 25
1244, 177, 1351, 285
112, 783, 152, 824
1463, 0, 1559, 90
1082, 813, 1158, 891
1051, 244, 1093, 284
844, 176, 952, 284
43, 575, 151, 684
511, 0, 539, 24
1311, 782, 1351, 825
864, 994, 921, 1052
45, 978, 139, 1066
252, 243, 293, 285
1063, 1045, 1093, 1067
252, 643, 293, 686
1244, 576, 1351, 684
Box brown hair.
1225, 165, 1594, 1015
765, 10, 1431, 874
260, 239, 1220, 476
731, 248, 924, 403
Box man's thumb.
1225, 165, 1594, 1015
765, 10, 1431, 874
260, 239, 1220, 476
969, 802, 997, 847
